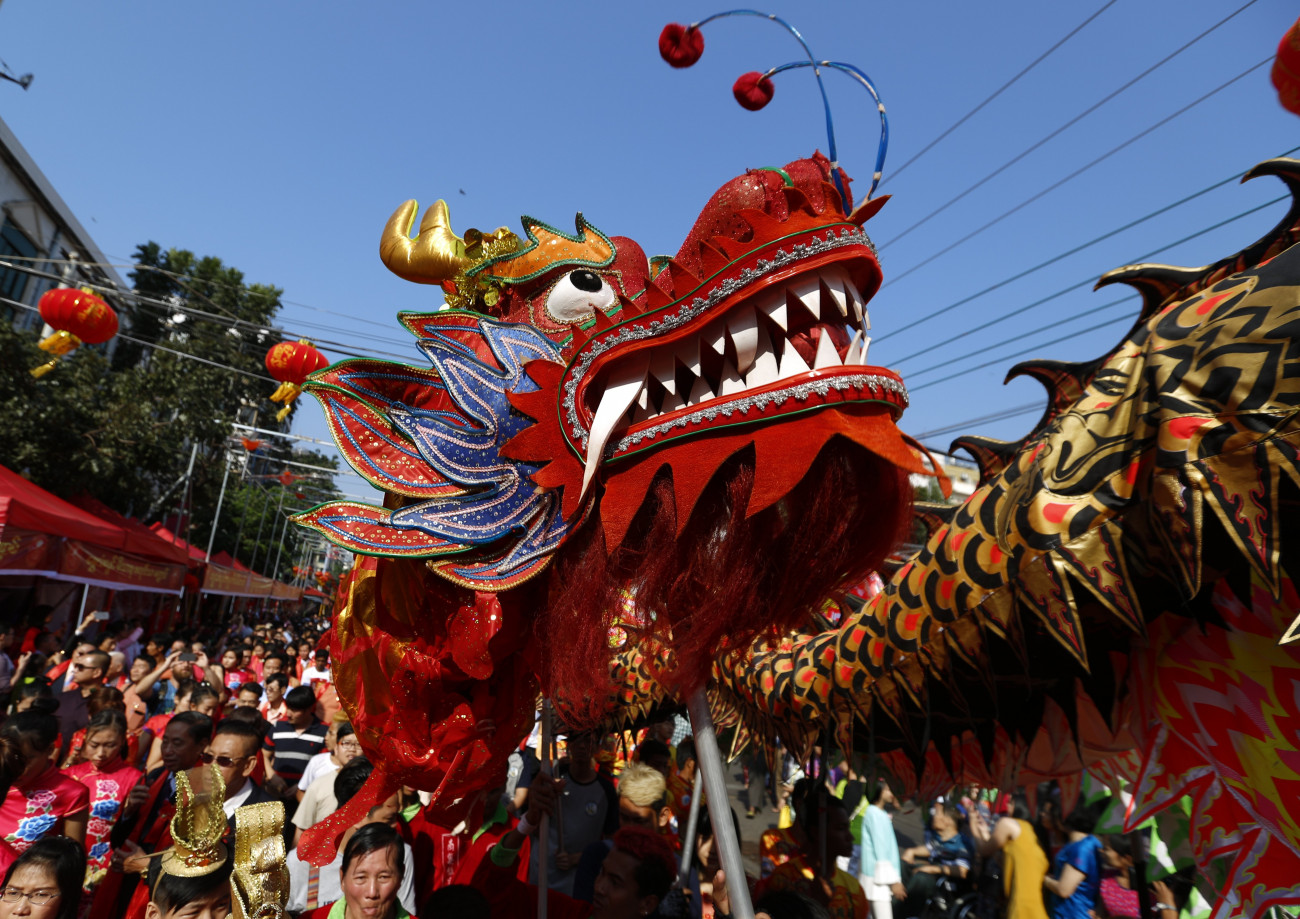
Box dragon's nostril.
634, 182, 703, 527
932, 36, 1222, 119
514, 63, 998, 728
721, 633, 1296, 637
570, 270, 603, 292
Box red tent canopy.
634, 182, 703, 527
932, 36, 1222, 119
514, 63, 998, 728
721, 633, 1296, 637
149, 523, 208, 565
70, 495, 191, 566
0, 464, 124, 548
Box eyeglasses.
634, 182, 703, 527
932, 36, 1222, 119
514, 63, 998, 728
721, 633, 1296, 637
200, 752, 249, 768
337, 740, 362, 751
0, 888, 58, 905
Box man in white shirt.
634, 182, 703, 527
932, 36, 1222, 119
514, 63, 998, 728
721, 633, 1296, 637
201, 719, 290, 846
299, 648, 332, 690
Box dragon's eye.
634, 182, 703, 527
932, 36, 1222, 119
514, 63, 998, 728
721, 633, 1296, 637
545, 269, 617, 323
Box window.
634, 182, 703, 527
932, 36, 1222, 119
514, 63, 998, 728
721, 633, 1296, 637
0, 217, 38, 305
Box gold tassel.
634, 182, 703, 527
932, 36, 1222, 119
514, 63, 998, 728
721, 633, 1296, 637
38, 329, 81, 356
275, 404, 292, 422
30, 360, 60, 378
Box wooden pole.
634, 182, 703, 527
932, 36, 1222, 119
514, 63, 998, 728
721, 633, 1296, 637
688, 688, 754, 919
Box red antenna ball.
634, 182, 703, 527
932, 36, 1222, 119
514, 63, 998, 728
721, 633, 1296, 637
733, 71, 775, 111
659, 23, 705, 68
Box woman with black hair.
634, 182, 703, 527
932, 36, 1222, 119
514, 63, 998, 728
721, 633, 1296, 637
140, 857, 232, 919
0, 714, 89, 878
970, 793, 1048, 919
63, 710, 140, 915
1042, 803, 1102, 919
0, 836, 86, 919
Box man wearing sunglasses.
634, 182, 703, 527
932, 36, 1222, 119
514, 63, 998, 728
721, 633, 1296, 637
53, 649, 109, 749
202, 720, 292, 847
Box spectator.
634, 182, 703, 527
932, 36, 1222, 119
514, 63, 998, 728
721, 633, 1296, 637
12, 681, 55, 716
0, 713, 89, 875
261, 686, 328, 800
102, 713, 213, 916
666, 738, 697, 825
54, 650, 110, 750
104, 653, 126, 688
202, 720, 286, 844
901, 802, 974, 918
305, 823, 413, 919
117, 652, 179, 739
60, 687, 127, 769
233, 682, 262, 711
635, 739, 671, 779
140, 852, 232, 919
294, 724, 361, 837
0, 736, 27, 875
970, 793, 1047, 919
472, 772, 676, 919
1043, 803, 1102, 919
215, 649, 250, 695
260, 673, 290, 724
63, 709, 140, 913
300, 649, 332, 691
756, 786, 864, 919
519, 731, 618, 897
856, 779, 904, 919
0, 835, 86, 919
140, 680, 198, 775
572, 762, 672, 903
286, 757, 417, 915
187, 685, 221, 720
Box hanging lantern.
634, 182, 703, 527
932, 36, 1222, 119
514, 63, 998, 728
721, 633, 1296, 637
265, 339, 328, 422
1274, 16, 1300, 115
277, 470, 298, 487
240, 437, 264, 452
31, 287, 119, 378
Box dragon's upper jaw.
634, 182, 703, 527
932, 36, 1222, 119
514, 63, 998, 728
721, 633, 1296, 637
562, 219, 907, 492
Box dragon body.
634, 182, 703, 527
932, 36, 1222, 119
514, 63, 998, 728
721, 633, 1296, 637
297, 135, 1300, 912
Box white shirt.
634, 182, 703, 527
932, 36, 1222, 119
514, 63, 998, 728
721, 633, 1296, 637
300, 666, 331, 688
222, 781, 255, 819
298, 752, 339, 792
286, 842, 416, 914
292, 770, 339, 831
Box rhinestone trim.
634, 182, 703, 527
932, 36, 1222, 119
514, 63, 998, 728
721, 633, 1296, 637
611, 372, 907, 454
562, 226, 873, 451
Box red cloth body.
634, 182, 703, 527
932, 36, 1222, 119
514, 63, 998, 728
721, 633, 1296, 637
467, 848, 593, 919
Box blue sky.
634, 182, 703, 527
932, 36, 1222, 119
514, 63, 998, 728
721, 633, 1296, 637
2, 0, 1295, 501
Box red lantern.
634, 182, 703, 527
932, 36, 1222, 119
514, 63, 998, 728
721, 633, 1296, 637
31, 287, 119, 377
265, 339, 328, 421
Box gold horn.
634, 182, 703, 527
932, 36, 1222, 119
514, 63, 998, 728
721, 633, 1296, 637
380, 198, 470, 285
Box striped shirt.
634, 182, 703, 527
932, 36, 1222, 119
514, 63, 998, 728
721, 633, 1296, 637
262, 718, 328, 783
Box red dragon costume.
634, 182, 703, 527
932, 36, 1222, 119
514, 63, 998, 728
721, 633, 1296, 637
293, 17, 1300, 916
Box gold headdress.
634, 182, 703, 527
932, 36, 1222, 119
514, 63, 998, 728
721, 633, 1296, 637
157, 764, 228, 879
231, 801, 290, 919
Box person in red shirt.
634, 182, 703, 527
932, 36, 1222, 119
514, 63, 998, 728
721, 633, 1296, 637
215, 649, 251, 696
0, 712, 90, 879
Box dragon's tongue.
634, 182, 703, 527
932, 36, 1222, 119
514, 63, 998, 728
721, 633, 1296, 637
581, 356, 648, 501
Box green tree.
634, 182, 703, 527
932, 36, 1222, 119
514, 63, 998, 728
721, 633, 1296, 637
0, 243, 341, 576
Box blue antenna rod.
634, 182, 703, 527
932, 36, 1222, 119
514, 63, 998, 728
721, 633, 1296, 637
693, 9, 845, 202
767, 60, 890, 200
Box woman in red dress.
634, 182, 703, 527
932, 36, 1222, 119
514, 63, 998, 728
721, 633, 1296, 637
63, 709, 141, 919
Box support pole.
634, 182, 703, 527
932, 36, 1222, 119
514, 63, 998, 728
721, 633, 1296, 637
676, 768, 705, 889
537, 702, 552, 919
688, 688, 753, 919
205, 456, 232, 563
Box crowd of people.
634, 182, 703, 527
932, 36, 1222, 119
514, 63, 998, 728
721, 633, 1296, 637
0, 608, 1198, 919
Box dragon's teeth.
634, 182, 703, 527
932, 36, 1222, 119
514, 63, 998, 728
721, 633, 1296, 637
718, 358, 746, 396
700, 321, 727, 357
725, 306, 759, 375
650, 350, 678, 396
582, 359, 647, 499
861, 336, 871, 363
676, 336, 701, 377
844, 331, 864, 365
746, 324, 780, 387
760, 287, 789, 332
823, 274, 850, 319
777, 340, 811, 379
787, 276, 822, 320
688, 374, 716, 405
813, 330, 841, 369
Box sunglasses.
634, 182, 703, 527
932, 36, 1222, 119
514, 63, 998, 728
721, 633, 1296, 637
200, 752, 250, 768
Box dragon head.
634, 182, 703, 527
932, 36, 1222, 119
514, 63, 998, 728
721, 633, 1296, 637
297, 154, 934, 722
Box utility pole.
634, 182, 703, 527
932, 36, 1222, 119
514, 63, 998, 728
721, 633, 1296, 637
205, 451, 231, 563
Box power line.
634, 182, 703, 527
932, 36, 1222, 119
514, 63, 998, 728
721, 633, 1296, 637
873, 143, 1300, 335
910, 310, 1133, 393
889, 192, 1288, 367
882, 0, 1119, 186
882, 58, 1272, 287
878, 0, 1262, 251
910, 401, 1046, 441
0, 257, 418, 362
905, 294, 1135, 379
